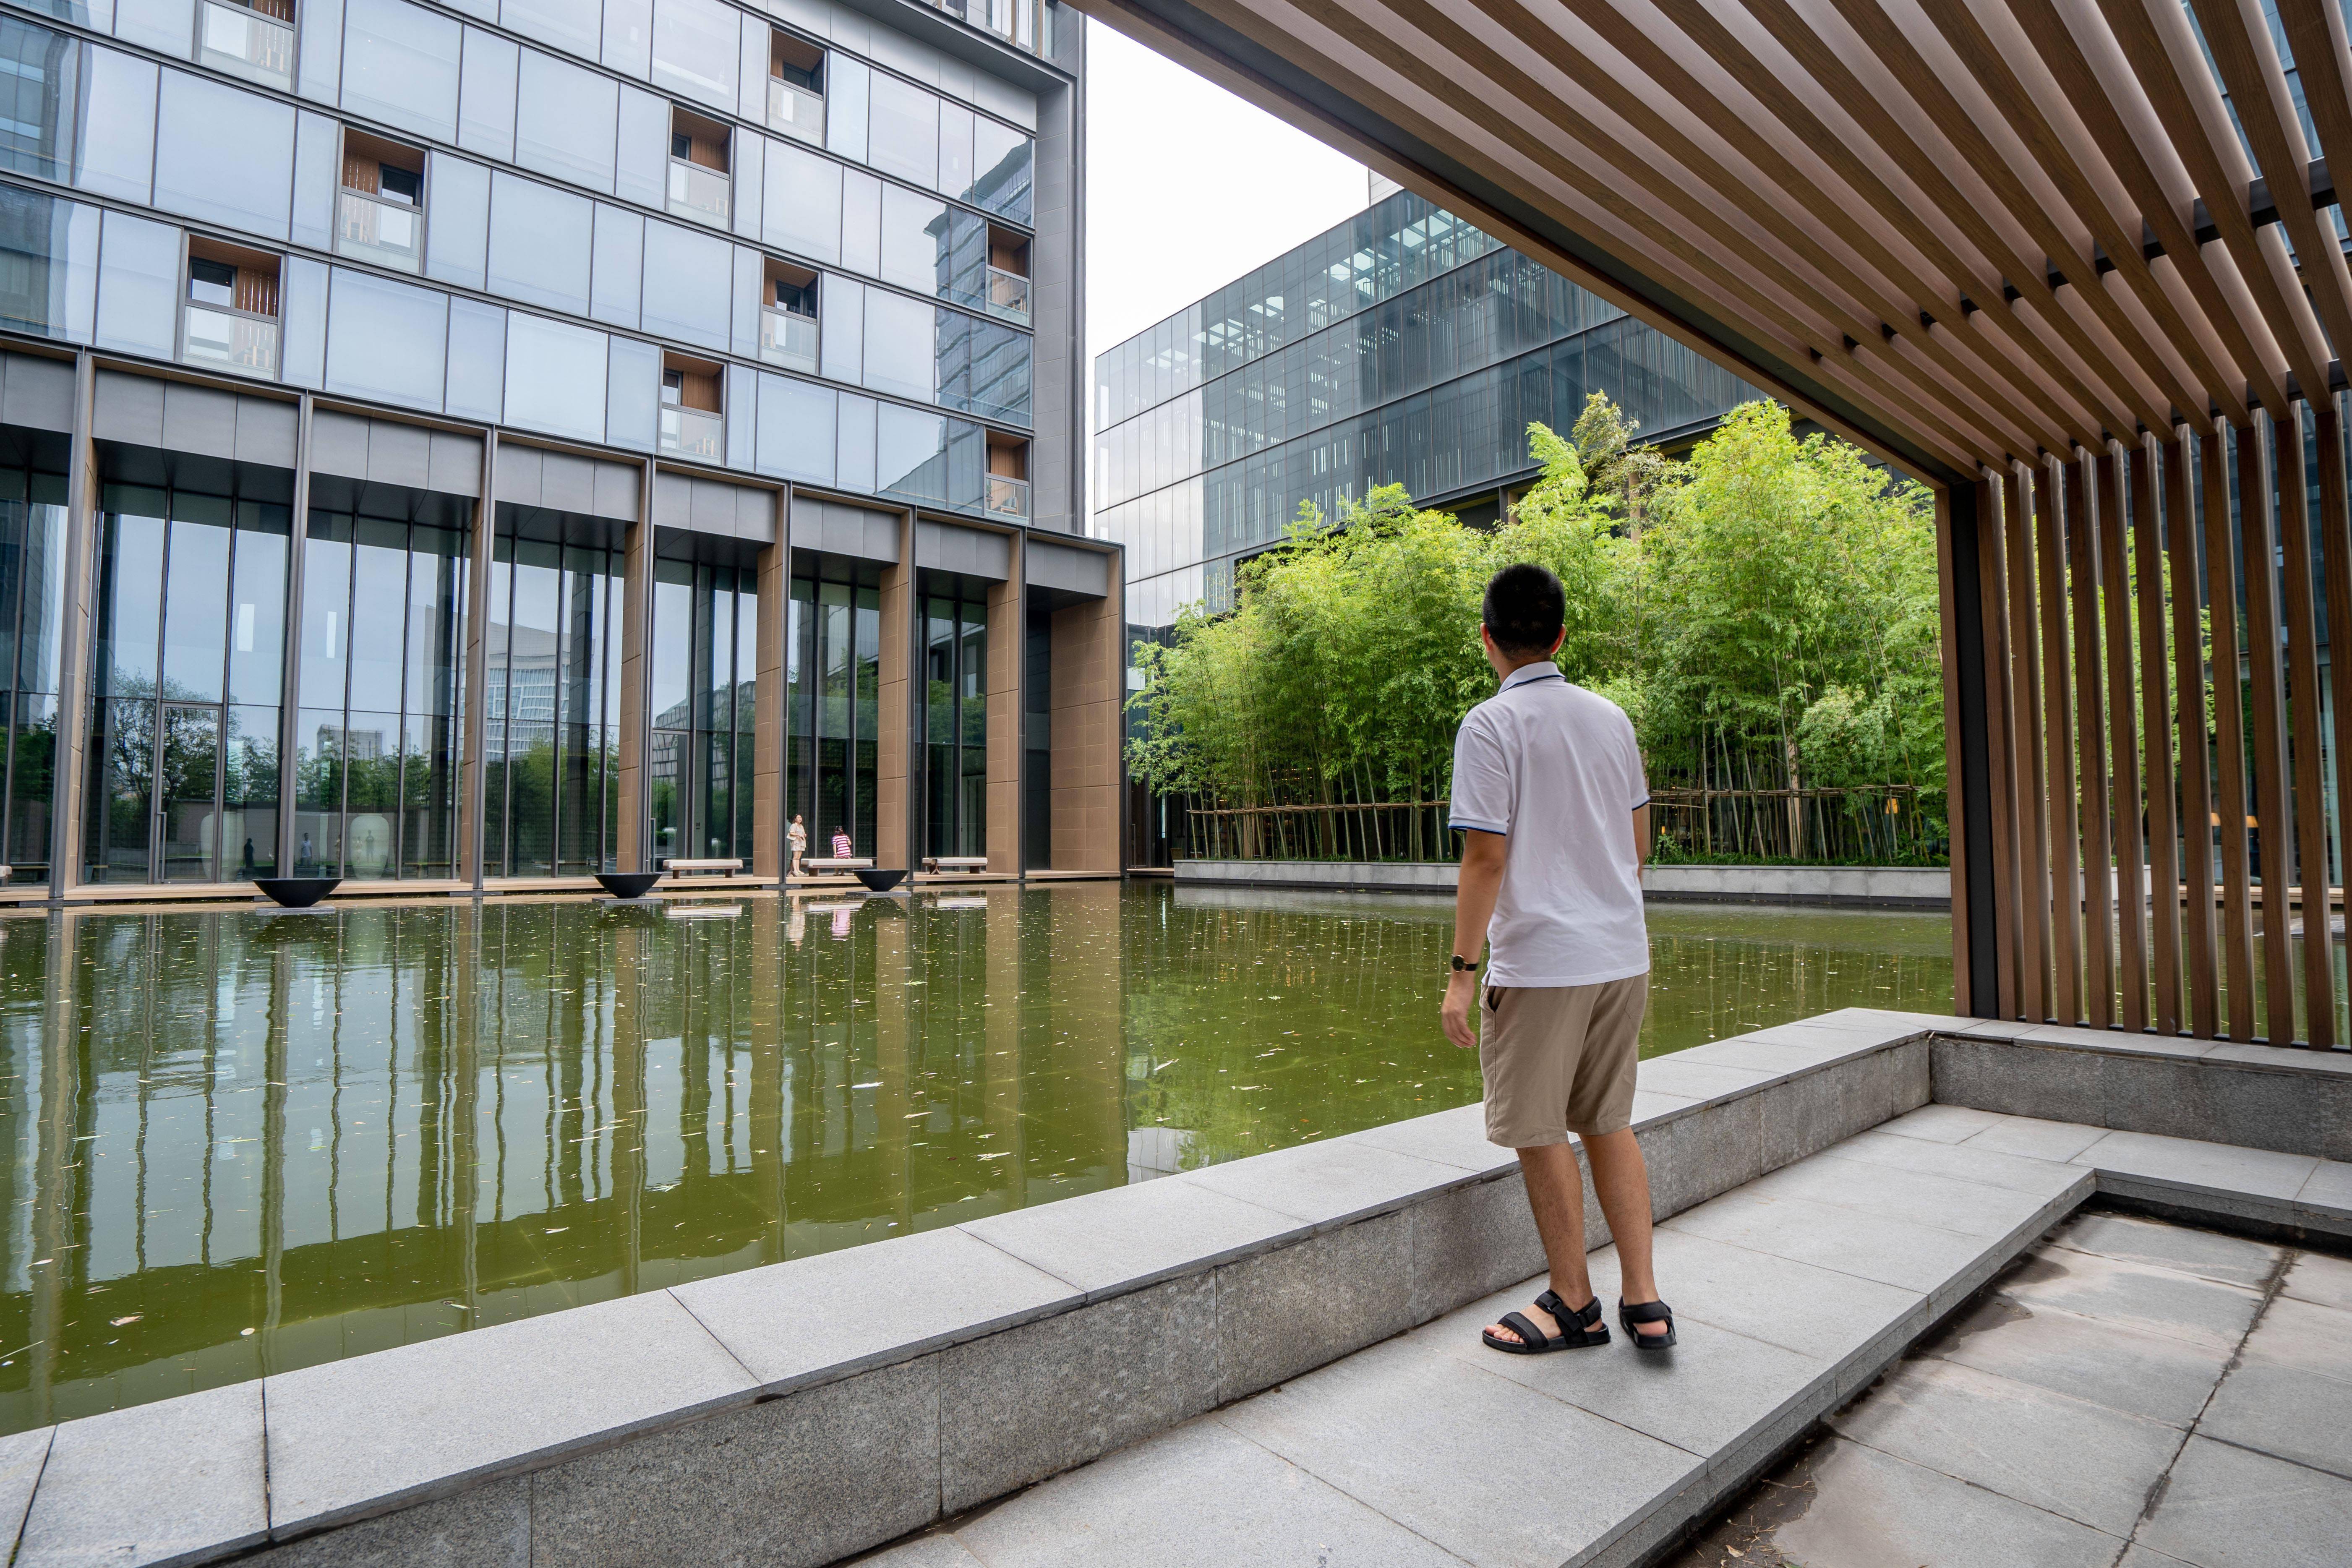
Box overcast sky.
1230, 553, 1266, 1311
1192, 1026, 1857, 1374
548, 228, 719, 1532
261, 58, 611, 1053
1081, 18, 1366, 436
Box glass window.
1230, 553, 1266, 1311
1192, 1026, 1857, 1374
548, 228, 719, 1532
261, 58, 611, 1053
279, 253, 328, 386
153, 70, 295, 240
602, 0, 650, 78
76, 47, 157, 204
486, 171, 592, 313
444, 295, 504, 420
825, 54, 867, 164
614, 82, 669, 209
590, 202, 642, 327
971, 117, 1030, 224
423, 151, 490, 290
606, 334, 659, 450
87, 485, 289, 884
937, 100, 973, 201
835, 391, 875, 491
458, 27, 519, 162
876, 403, 945, 501
755, 373, 833, 485
93, 208, 178, 358
866, 73, 937, 189
515, 47, 617, 192
488, 523, 618, 875
324, 268, 449, 410
503, 311, 606, 441
341, 0, 463, 144
501, 0, 598, 57
648, 0, 738, 111
112, 0, 191, 57
638, 217, 730, 350
762, 138, 840, 265
840, 169, 881, 277
861, 288, 933, 404
0, 183, 93, 342
878, 185, 948, 295
818, 274, 860, 384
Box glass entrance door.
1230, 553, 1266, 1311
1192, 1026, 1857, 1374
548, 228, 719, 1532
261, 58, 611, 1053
157, 704, 222, 882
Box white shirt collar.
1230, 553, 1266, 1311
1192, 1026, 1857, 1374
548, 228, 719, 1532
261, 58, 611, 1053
1498, 661, 1564, 692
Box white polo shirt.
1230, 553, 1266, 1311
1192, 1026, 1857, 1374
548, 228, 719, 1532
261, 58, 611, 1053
1448, 662, 1650, 987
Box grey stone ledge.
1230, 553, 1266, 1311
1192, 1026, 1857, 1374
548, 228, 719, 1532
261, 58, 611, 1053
32, 1015, 2340, 1568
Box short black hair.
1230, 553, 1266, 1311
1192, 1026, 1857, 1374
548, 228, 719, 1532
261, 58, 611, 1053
1482, 563, 1566, 657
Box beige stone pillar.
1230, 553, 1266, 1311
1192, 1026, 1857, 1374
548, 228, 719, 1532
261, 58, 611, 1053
1049, 552, 1124, 873
615, 470, 655, 871
985, 533, 1025, 874
47, 352, 96, 895
457, 431, 496, 887
875, 511, 915, 869
752, 496, 787, 879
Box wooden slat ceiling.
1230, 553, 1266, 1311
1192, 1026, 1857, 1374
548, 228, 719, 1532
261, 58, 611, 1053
1072, 0, 2352, 487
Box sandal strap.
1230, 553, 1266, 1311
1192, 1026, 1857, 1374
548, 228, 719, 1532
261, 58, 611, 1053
1496, 1310, 1550, 1348
1538, 1290, 1602, 1329
1619, 1298, 1673, 1324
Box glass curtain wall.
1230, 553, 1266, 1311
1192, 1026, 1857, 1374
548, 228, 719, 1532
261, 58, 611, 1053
648, 559, 757, 866
920, 588, 986, 858
0, 467, 65, 883
484, 529, 622, 877
785, 567, 879, 856
292, 510, 466, 879
85, 484, 288, 883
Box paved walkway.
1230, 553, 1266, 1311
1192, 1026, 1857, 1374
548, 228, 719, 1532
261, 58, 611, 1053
851, 1104, 2348, 1568
1671, 1208, 2349, 1568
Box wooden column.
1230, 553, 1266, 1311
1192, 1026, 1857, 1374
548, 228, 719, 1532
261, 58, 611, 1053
615, 463, 655, 873
2237, 415, 2297, 1041
876, 511, 915, 871
985, 534, 1025, 875
2166, 433, 2219, 1040
1974, 469, 2019, 1018
2097, 444, 2146, 1030
2067, 451, 2115, 1028
751, 492, 788, 880
2036, 457, 2083, 1024
47, 352, 96, 898
2130, 436, 2182, 1037
2317, 400, 2352, 1048
2205, 428, 2258, 1041
2275, 406, 2334, 1046
2005, 460, 2051, 1022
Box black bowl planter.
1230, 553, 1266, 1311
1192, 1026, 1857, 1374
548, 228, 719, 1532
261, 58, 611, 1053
854, 868, 908, 893
256, 877, 340, 909
595, 871, 663, 900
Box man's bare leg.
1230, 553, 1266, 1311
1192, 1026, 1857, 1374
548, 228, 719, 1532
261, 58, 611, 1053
1485, 1130, 1668, 1343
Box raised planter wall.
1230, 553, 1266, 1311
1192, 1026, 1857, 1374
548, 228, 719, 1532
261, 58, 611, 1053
9, 1012, 2350, 1566
1171, 858, 1953, 907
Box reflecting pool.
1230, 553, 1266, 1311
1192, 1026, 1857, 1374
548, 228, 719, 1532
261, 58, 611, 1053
0, 882, 1949, 1433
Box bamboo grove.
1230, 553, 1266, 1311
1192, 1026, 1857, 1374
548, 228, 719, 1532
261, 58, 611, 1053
1125, 397, 1950, 866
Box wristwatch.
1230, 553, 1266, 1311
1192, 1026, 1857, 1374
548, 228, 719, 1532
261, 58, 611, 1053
1449, 953, 1478, 974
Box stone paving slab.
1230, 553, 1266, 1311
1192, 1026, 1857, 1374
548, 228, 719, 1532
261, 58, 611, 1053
2134, 1435, 2352, 1568
18, 1383, 266, 1567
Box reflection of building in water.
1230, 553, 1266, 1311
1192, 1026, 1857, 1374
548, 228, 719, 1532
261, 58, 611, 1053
0, 890, 1128, 1432
1125, 1125, 1193, 1183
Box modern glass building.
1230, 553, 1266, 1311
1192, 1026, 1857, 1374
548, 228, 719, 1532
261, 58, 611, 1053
0, 0, 1120, 895
1093, 184, 1759, 636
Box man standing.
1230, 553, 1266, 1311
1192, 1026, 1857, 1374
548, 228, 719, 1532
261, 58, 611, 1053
1440, 563, 1675, 1354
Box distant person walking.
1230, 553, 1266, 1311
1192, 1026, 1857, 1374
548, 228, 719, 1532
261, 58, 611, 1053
832, 826, 854, 860
788, 814, 808, 877
1441, 563, 1676, 1355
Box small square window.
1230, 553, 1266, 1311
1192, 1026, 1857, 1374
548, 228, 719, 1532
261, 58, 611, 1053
671, 133, 692, 161
188, 258, 238, 307
378, 164, 421, 205
661, 368, 683, 404
773, 277, 815, 316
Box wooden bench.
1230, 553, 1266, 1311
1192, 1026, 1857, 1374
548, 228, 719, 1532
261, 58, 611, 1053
922, 856, 990, 874
663, 858, 744, 878
803, 857, 874, 875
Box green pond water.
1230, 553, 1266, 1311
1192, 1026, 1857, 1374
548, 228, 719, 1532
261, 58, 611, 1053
0, 882, 1950, 1434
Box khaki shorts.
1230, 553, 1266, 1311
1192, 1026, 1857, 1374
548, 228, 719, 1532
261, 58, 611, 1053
1478, 973, 1648, 1147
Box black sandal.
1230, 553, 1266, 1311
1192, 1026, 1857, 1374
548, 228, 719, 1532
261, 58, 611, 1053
1619, 1298, 1677, 1350
1482, 1290, 1610, 1354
